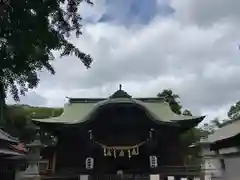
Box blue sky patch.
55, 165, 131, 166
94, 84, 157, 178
97, 0, 174, 25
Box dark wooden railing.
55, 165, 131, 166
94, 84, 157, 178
156, 165, 202, 175
89, 174, 150, 180
40, 165, 208, 180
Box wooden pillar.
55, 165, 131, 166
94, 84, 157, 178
0, 81, 6, 124
52, 152, 57, 174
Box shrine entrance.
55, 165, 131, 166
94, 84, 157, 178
115, 156, 130, 172
97, 154, 145, 174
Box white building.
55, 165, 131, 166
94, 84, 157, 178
199, 119, 240, 180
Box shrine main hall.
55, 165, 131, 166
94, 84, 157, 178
33, 87, 205, 180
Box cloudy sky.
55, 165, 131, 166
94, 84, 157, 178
6, 0, 240, 122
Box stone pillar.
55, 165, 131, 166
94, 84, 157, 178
201, 144, 224, 179
20, 132, 44, 180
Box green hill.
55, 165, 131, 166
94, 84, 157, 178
8, 104, 63, 119
2, 104, 63, 142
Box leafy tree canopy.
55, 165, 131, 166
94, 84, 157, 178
157, 89, 209, 164
228, 100, 240, 120
0, 0, 93, 102
157, 89, 182, 115
3, 104, 63, 142
182, 109, 192, 116
204, 100, 240, 132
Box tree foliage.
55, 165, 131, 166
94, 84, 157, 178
2, 104, 63, 142
228, 100, 240, 120
182, 109, 192, 116
203, 100, 240, 132
157, 89, 209, 165
157, 89, 182, 115
0, 0, 93, 122
24, 105, 63, 119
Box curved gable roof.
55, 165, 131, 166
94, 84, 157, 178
32, 98, 204, 126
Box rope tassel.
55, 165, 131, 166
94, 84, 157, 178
106, 149, 111, 156
119, 150, 124, 157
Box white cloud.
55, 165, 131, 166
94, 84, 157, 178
7, 91, 47, 107
78, 0, 107, 23
170, 0, 240, 27
6, 0, 240, 123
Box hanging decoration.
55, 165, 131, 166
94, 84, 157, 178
149, 155, 158, 168
97, 140, 149, 158
119, 150, 124, 157
85, 157, 94, 170
149, 128, 154, 140
88, 129, 153, 158
99, 144, 145, 158
106, 149, 112, 156
104, 148, 107, 156
128, 150, 131, 158
113, 149, 116, 158
88, 130, 93, 140
131, 147, 139, 155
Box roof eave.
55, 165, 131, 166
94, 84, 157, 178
0, 129, 20, 143
174, 116, 206, 131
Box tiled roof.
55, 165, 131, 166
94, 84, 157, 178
0, 129, 27, 157
0, 128, 19, 143
0, 148, 25, 156
33, 98, 204, 125
206, 119, 240, 143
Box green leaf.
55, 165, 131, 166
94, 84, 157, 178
0, 0, 93, 104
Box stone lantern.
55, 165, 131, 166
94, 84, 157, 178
22, 132, 44, 180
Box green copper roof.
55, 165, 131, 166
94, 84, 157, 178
32, 98, 204, 125
204, 119, 240, 143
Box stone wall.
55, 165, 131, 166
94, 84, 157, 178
224, 156, 240, 180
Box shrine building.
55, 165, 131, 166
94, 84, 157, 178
32, 87, 205, 179
0, 128, 27, 179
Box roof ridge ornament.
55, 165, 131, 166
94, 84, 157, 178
109, 84, 132, 99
